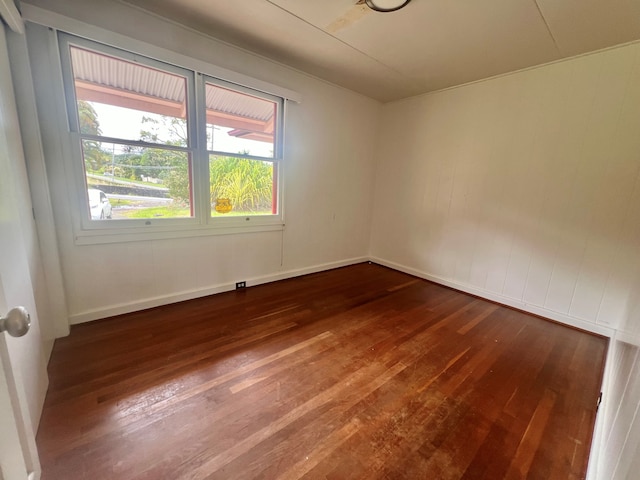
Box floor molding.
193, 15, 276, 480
369, 256, 616, 339
68, 256, 369, 325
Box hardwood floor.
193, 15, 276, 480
37, 263, 608, 479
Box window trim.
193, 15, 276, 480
199, 74, 284, 223
56, 32, 289, 244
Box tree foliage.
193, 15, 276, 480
140, 115, 187, 147
164, 156, 274, 212
109, 116, 188, 181
164, 161, 191, 204
78, 100, 101, 135
76, 107, 273, 212
78, 100, 108, 172
209, 156, 273, 212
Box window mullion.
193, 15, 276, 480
194, 73, 210, 223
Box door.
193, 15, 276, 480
0, 318, 34, 480
0, 16, 44, 480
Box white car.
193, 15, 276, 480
88, 188, 112, 220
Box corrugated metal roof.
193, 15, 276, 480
206, 84, 274, 122
71, 46, 186, 104
70, 46, 275, 122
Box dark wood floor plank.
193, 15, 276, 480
37, 263, 608, 479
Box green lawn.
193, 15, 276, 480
120, 205, 273, 219
211, 209, 273, 217
121, 206, 191, 218
109, 198, 137, 207
87, 174, 167, 189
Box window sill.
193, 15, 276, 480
73, 222, 284, 245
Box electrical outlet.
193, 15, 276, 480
236, 281, 247, 289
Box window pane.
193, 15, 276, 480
210, 155, 276, 217
82, 140, 193, 220
70, 46, 189, 147
205, 83, 276, 158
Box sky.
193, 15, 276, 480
91, 102, 273, 158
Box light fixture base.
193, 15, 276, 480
364, 0, 412, 13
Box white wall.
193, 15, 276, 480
594, 274, 640, 480
591, 340, 640, 480
22, 0, 380, 324
17, 2, 640, 477
370, 41, 640, 480
370, 42, 640, 336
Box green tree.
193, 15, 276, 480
165, 161, 190, 203
77, 100, 108, 172
78, 100, 101, 135
136, 116, 273, 212
137, 116, 188, 184
140, 115, 187, 147
165, 155, 273, 211
210, 156, 273, 212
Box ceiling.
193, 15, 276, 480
120, 0, 640, 102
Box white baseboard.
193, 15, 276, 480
369, 256, 616, 339
68, 255, 621, 341
68, 256, 369, 325
613, 330, 640, 348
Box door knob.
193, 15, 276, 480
0, 306, 31, 337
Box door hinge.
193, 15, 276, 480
596, 392, 603, 411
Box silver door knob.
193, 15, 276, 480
0, 306, 31, 337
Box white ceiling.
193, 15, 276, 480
121, 0, 640, 102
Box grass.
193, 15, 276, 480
121, 206, 191, 218
211, 210, 274, 217
109, 198, 137, 207
87, 174, 166, 189
120, 206, 274, 219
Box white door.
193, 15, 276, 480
0, 320, 33, 480
0, 17, 44, 480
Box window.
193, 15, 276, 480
204, 80, 281, 217
58, 33, 283, 241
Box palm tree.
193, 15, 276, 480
77, 100, 107, 172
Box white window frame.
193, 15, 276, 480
201, 75, 284, 227
57, 32, 286, 245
